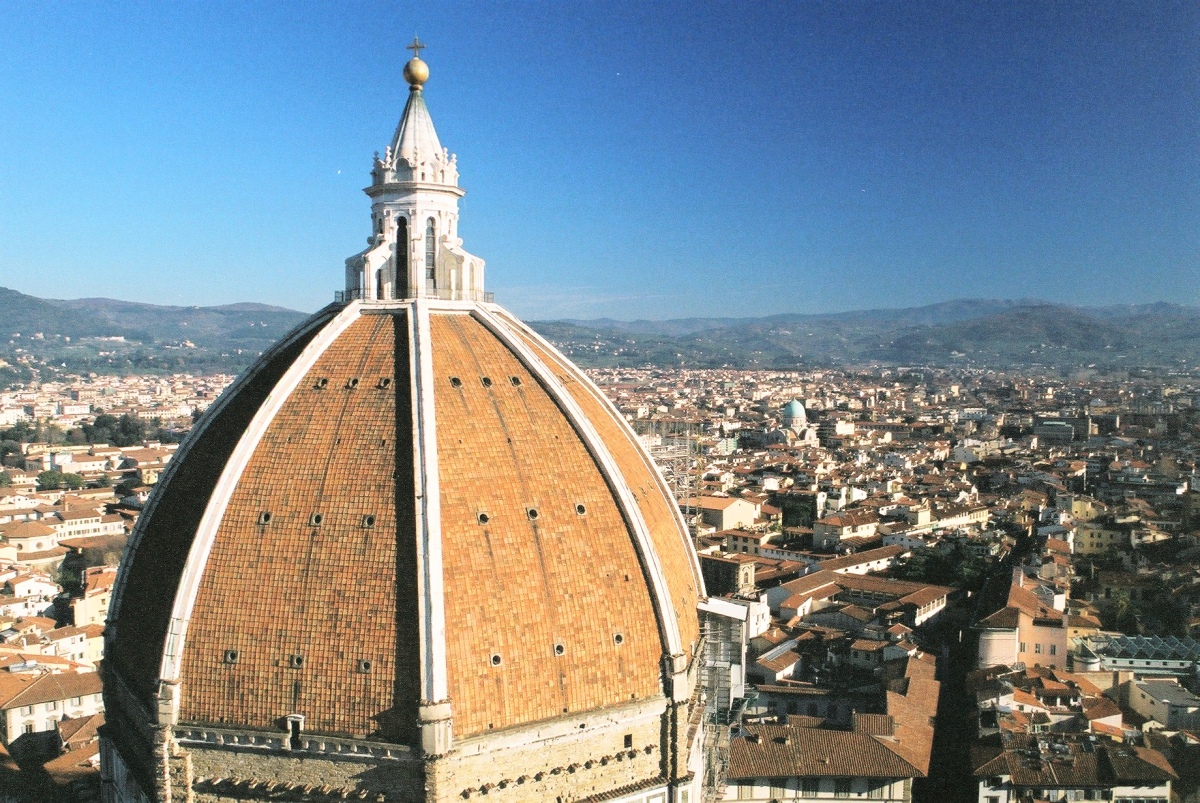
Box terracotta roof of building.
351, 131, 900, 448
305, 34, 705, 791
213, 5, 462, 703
110, 306, 703, 745
1012, 689, 1046, 710
973, 735, 1176, 786
1, 670, 102, 710
818, 509, 881, 528
44, 625, 93, 643
0, 521, 56, 539
56, 509, 102, 522
58, 711, 104, 748
59, 535, 124, 551
838, 605, 876, 623
691, 495, 748, 510
728, 723, 925, 780
854, 712, 895, 736
851, 639, 888, 652
16, 546, 69, 562
817, 545, 906, 571
41, 741, 100, 787
1082, 696, 1122, 721
1044, 537, 1071, 555
1051, 670, 1104, 696
977, 607, 1021, 629
756, 650, 801, 674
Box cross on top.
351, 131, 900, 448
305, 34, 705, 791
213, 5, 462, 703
407, 37, 425, 59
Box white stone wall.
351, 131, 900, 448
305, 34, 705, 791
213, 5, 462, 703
976, 627, 1018, 669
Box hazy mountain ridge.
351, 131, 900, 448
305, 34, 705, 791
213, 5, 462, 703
541, 300, 1200, 369
0, 288, 1196, 380
0, 287, 310, 381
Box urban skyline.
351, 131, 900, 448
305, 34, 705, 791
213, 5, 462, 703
0, 22, 1198, 797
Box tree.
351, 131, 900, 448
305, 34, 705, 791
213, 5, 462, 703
35, 470, 85, 490
0, 441, 20, 468
1114, 592, 1141, 635
37, 422, 66, 445
82, 414, 118, 445
37, 470, 64, 490
114, 414, 146, 447
0, 471, 10, 487
115, 477, 141, 498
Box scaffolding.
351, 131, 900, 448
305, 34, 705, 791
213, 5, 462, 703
636, 419, 698, 501
699, 608, 749, 803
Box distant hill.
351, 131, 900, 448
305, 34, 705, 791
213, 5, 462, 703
537, 300, 1200, 370
1, 287, 1196, 385
0, 287, 310, 383
45, 295, 308, 348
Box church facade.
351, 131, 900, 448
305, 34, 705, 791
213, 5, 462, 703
100, 46, 712, 803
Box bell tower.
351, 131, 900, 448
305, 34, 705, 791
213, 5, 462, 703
345, 39, 485, 302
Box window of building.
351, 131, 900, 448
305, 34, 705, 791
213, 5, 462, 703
395, 217, 409, 290
802, 778, 820, 794
1020, 642, 1027, 653
1035, 643, 1042, 654
425, 218, 437, 282
1049, 644, 1057, 656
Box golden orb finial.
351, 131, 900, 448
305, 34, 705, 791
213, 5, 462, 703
404, 37, 429, 89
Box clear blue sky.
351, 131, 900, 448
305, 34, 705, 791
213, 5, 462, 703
0, 1, 1196, 320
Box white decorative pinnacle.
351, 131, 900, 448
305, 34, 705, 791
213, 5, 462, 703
344, 47, 486, 304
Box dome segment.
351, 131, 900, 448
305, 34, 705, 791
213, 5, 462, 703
494, 308, 704, 654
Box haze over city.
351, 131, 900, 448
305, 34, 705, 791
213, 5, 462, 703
1, 1, 1196, 319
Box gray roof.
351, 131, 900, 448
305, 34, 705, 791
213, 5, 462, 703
1137, 680, 1200, 707
1089, 634, 1200, 661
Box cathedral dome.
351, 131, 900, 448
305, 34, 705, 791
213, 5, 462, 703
782, 398, 806, 426
101, 47, 707, 803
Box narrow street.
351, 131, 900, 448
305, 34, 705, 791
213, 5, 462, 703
915, 529, 1034, 803
914, 613, 977, 803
